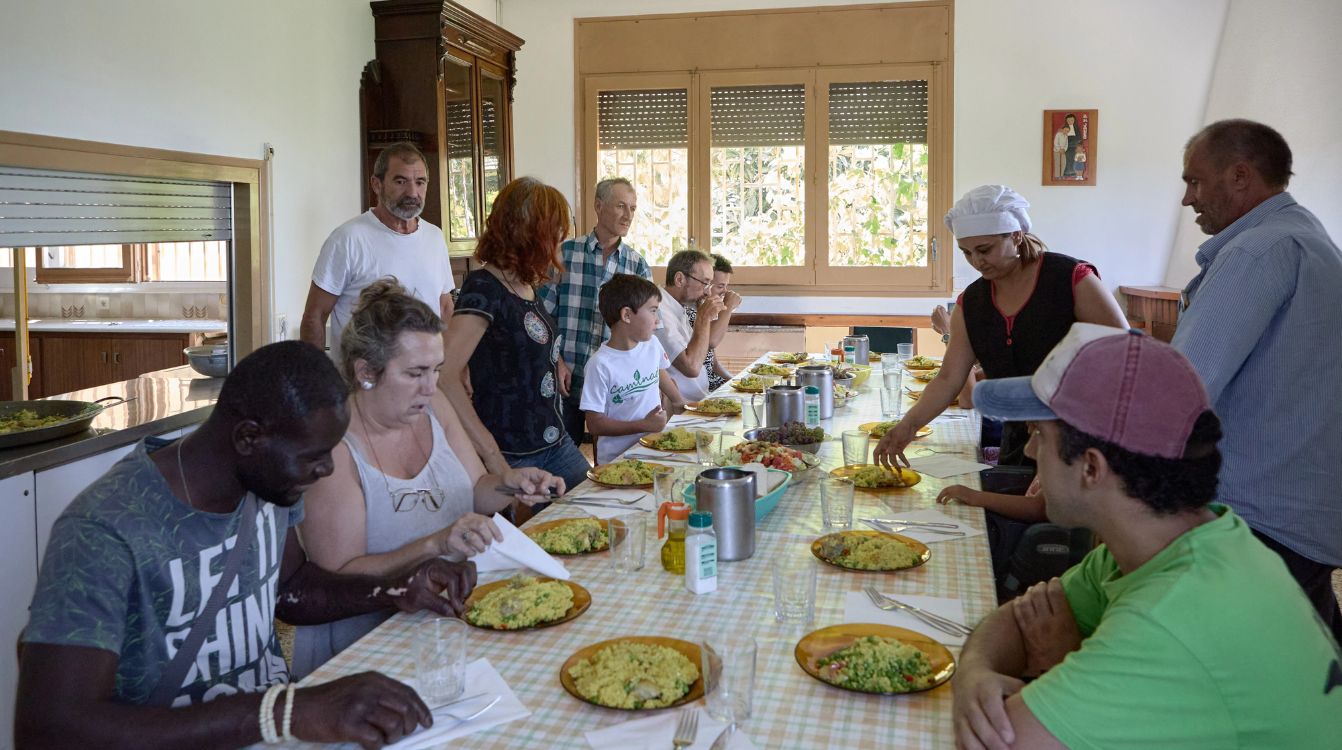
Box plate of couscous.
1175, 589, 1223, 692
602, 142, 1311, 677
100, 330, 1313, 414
525, 518, 609, 554
811, 530, 930, 572
560, 636, 703, 710
463, 576, 591, 631
795, 624, 955, 695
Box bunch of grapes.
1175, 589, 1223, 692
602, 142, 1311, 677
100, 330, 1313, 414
757, 421, 824, 445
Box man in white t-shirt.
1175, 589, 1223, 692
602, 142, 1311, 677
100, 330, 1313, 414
300, 142, 456, 355
581, 274, 684, 463
654, 250, 726, 403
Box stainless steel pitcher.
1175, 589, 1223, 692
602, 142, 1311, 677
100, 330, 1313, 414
695, 467, 756, 561
795, 364, 834, 420
843, 334, 871, 365
762, 384, 805, 427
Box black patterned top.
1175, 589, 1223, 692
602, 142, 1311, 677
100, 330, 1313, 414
455, 269, 565, 455
684, 305, 728, 391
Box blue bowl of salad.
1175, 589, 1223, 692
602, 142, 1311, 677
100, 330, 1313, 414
682, 467, 792, 521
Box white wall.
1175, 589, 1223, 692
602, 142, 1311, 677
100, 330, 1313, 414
503, 0, 1230, 313
1164, 0, 1342, 287
0, 0, 376, 340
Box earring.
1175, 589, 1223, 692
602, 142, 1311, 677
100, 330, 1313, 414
360, 381, 374, 390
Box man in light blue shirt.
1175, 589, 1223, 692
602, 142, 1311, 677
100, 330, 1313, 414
1172, 119, 1342, 643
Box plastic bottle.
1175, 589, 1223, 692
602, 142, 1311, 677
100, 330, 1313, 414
658, 501, 690, 574
804, 385, 821, 427
843, 345, 856, 365
684, 511, 718, 594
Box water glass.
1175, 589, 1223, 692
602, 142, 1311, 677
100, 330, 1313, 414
772, 557, 817, 624
654, 471, 683, 505
416, 617, 467, 703
880, 387, 902, 419
841, 429, 870, 466
608, 513, 648, 572
692, 426, 723, 467
882, 362, 903, 391
702, 633, 757, 723
896, 342, 914, 361
821, 477, 856, 530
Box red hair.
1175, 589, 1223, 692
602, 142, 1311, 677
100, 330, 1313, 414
474, 177, 569, 288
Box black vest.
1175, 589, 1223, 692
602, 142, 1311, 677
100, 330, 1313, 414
963, 252, 1085, 381
963, 252, 1087, 465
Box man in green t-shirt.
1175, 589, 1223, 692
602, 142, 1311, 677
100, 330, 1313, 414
953, 323, 1342, 749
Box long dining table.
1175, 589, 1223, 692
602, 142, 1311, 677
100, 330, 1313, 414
279, 353, 996, 749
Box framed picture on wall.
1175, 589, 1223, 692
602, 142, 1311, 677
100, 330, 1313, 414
1042, 109, 1097, 186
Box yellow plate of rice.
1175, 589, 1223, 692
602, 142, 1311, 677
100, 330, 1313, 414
811, 530, 930, 571
587, 459, 671, 488
684, 398, 742, 416
796, 624, 955, 695
561, 636, 703, 710
526, 518, 609, 554
464, 576, 590, 631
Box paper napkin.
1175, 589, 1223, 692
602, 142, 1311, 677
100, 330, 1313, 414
468, 513, 570, 579
586, 710, 757, 750
906, 454, 992, 478
870, 507, 985, 544
842, 591, 970, 647
390, 658, 529, 749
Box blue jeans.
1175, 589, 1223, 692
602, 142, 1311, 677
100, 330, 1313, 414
506, 436, 591, 495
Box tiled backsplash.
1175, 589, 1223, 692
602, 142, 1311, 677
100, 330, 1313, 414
0, 292, 227, 320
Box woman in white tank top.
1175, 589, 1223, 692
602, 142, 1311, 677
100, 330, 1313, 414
291, 280, 563, 678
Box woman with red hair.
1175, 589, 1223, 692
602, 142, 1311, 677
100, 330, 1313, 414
441, 177, 591, 491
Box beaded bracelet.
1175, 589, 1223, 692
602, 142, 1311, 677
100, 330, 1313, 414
258, 683, 284, 744
281, 683, 297, 741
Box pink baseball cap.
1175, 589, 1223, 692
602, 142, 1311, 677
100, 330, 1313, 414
972, 323, 1211, 459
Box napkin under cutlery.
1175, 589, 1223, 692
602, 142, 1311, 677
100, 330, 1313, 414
905, 454, 992, 478
468, 513, 570, 579
842, 591, 969, 647
562, 489, 655, 518
389, 658, 529, 749
871, 507, 984, 544
585, 711, 756, 750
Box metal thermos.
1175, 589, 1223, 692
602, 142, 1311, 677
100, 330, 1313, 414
795, 364, 834, 420
843, 334, 871, 365
763, 384, 805, 427
694, 467, 756, 561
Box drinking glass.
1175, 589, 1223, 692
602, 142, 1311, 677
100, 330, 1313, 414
692, 426, 723, 467
820, 477, 856, 530
880, 387, 903, 419
896, 342, 914, 361
416, 617, 466, 703
654, 471, 684, 506
841, 429, 870, 466
882, 361, 903, 391
772, 557, 817, 624
608, 513, 648, 572
702, 633, 757, 723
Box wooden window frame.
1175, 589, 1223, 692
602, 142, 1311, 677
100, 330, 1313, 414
575, 1, 954, 296
33, 244, 137, 284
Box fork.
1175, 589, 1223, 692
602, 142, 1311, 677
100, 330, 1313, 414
863, 518, 965, 538
672, 708, 699, 749
561, 493, 647, 506
863, 585, 973, 637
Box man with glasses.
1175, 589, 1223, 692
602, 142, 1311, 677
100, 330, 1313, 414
539, 177, 652, 445
655, 250, 726, 402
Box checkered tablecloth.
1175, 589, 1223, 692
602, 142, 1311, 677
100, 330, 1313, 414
284, 355, 992, 749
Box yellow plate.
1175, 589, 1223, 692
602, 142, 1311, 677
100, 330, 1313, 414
810, 530, 930, 571
858, 422, 933, 439
829, 464, 923, 491
769, 352, 809, 364
586, 461, 672, 489
748, 363, 795, 377
639, 432, 695, 452
729, 380, 764, 393
911, 369, 939, 382
560, 636, 705, 710
524, 518, 610, 554
463, 577, 592, 631
795, 624, 956, 695
683, 399, 742, 416
868, 352, 883, 362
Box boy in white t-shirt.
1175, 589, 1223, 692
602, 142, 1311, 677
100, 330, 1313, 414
581, 274, 685, 463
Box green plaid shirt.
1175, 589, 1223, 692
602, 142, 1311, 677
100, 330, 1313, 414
538, 231, 652, 383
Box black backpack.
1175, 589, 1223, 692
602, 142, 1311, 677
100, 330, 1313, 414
980, 466, 1094, 604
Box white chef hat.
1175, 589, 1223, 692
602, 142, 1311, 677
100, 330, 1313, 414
943, 185, 1032, 238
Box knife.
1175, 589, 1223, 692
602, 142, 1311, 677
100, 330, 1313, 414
710, 722, 736, 750
863, 518, 965, 537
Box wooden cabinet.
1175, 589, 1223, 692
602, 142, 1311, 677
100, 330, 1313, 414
362, 0, 523, 255
35, 332, 192, 398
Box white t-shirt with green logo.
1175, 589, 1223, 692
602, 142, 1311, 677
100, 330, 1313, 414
581, 338, 669, 463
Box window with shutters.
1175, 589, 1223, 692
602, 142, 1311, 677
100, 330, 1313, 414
577, 4, 953, 293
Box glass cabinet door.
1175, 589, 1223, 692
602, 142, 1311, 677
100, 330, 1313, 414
478, 65, 509, 220
441, 53, 477, 242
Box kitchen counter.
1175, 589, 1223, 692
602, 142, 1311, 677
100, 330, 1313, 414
0, 317, 228, 333
0, 365, 220, 479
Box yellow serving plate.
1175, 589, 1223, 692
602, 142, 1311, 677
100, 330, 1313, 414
795, 624, 955, 695
463, 577, 592, 631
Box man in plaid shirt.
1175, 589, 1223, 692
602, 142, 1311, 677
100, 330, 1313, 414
539, 177, 652, 444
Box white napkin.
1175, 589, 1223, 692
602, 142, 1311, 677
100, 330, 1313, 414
740, 462, 784, 495
585, 710, 757, 750
870, 507, 985, 544
566, 488, 655, 519
842, 591, 969, 647
906, 454, 992, 478
389, 658, 529, 750
468, 513, 570, 579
